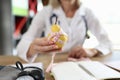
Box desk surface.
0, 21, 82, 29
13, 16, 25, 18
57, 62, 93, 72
0, 50, 120, 80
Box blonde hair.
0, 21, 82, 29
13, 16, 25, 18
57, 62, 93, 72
49, 0, 81, 8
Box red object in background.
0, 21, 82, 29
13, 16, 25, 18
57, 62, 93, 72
29, 0, 37, 14
14, 17, 27, 38
14, 0, 37, 39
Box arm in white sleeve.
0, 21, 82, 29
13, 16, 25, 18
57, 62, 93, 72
85, 8, 112, 55
16, 9, 46, 62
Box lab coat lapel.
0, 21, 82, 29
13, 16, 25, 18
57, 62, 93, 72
52, 7, 70, 32
70, 4, 86, 28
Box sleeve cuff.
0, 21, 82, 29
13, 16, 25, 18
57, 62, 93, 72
17, 39, 37, 63
95, 46, 112, 55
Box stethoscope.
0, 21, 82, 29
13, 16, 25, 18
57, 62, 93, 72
15, 61, 44, 80
50, 13, 60, 25
49, 13, 90, 39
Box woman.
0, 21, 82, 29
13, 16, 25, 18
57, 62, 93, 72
17, 0, 112, 62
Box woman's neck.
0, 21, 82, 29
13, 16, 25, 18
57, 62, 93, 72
61, 2, 79, 18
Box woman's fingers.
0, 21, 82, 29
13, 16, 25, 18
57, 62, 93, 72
27, 37, 62, 57
68, 57, 91, 62
32, 37, 61, 54
35, 44, 58, 52
68, 46, 87, 59
34, 37, 54, 46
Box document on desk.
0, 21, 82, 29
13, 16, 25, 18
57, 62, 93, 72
51, 61, 120, 80
104, 61, 120, 72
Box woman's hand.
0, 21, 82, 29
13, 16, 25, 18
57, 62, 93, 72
68, 46, 87, 59
68, 46, 101, 60
27, 37, 61, 58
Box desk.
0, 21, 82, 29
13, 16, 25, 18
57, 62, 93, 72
0, 50, 120, 80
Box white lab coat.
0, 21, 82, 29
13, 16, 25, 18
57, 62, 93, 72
17, 5, 112, 62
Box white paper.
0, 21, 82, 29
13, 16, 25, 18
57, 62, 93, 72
51, 61, 120, 80
51, 62, 97, 80
77, 61, 120, 80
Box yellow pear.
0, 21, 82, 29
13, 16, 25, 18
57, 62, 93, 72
51, 24, 60, 32
48, 19, 68, 48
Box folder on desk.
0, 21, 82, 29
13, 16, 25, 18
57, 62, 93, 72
51, 61, 120, 80
104, 61, 120, 72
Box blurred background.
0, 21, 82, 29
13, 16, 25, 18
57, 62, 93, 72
0, 0, 120, 55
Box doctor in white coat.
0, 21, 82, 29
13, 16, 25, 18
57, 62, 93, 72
17, 0, 112, 62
